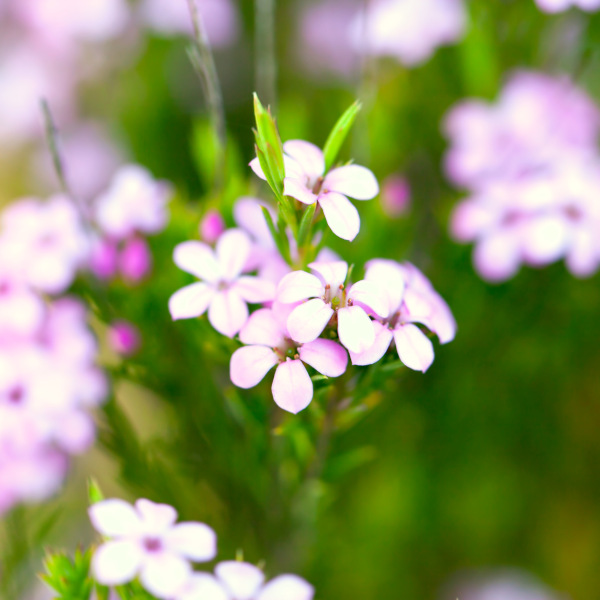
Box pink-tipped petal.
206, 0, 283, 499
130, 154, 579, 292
89, 499, 142, 537
337, 305, 375, 354
277, 270, 324, 303
272, 360, 313, 413
284, 177, 319, 205
283, 140, 325, 180
257, 575, 315, 600
323, 165, 379, 200
393, 324, 434, 372
232, 276, 275, 303
215, 561, 265, 600
169, 282, 215, 321
318, 192, 360, 241
173, 241, 220, 282
135, 499, 178, 531
349, 321, 393, 366
239, 308, 285, 347
307, 260, 348, 290
91, 540, 142, 585
286, 298, 334, 343
230, 346, 279, 388
216, 229, 251, 279
249, 157, 267, 181
208, 290, 248, 337
348, 279, 389, 318
299, 339, 347, 377
164, 522, 217, 562
140, 554, 191, 599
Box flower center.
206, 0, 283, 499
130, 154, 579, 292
143, 537, 163, 553
311, 176, 324, 194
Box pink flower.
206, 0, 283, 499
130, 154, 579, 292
108, 320, 140, 356
230, 306, 347, 413
120, 236, 152, 282
0, 273, 45, 341
89, 498, 217, 598
350, 260, 456, 372
169, 229, 276, 337
176, 561, 314, 600
534, 0, 600, 12
250, 141, 379, 241
381, 175, 411, 217
200, 210, 226, 244
277, 261, 389, 354
90, 237, 119, 280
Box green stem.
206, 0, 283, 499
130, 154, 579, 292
254, 0, 278, 108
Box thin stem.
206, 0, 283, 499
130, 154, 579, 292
187, 0, 227, 194
254, 0, 277, 108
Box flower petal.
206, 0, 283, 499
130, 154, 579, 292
173, 241, 220, 282
364, 259, 406, 314
272, 360, 313, 413
239, 308, 285, 347
393, 324, 434, 372
283, 140, 325, 180
257, 575, 314, 600
249, 157, 267, 181
215, 561, 265, 600
91, 540, 142, 586
232, 276, 275, 303
337, 305, 375, 354
287, 298, 334, 343
89, 499, 141, 537
169, 282, 216, 321
348, 279, 389, 318
216, 229, 251, 280
349, 321, 393, 366
299, 339, 347, 377
208, 290, 248, 337
135, 499, 178, 532
164, 522, 217, 562
308, 260, 348, 289
284, 177, 318, 205
318, 192, 360, 241
230, 346, 279, 388
323, 165, 379, 200
179, 574, 230, 600
277, 270, 324, 303
139, 553, 191, 599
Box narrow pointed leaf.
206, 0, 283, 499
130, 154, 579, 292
323, 100, 362, 172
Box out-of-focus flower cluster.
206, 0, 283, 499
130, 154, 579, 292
445, 71, 600, 281
89, 497, 314, 600
534, 0, 600, 13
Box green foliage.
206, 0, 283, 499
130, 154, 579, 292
322, 100, 362, 172
42, 548, 94, 600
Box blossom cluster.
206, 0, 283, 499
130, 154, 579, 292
89, 497, 314, 600
534, 0, 600, 12
445, 71, 600, 281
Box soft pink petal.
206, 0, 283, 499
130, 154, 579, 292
323, 165, 379, 200
337, 305, 375, 354
286, 298, 334, 343
208, 290, 248, 337
473, 228, 521, 282
283, 140, 325, 180
393, 324, 434, 372
272, 360, 313, 413
249, 157, 267, 181
173, 241, 220, 282
308, 260, 348, 289
257, 575, 314, 600
277, 270, 324, 303
164, 522, 217, 562
232, 276, 275, 303
179, 574, 230, 600
348, 279, 389, 318
91, 540, 142, 585
230, 346, 279, 388
89, 499, 141, 537
318, 191, 360, 241
239, 308, 285, 347
233, 196, 275, 248
299, 339, 347, 377
364, 259, 406, 313
169, 282, 216, 320
284, 177, 319, 205
215, 561, 265, 600
216, 229, 250, 279
349, 321, 393, 366
135, 499, 177, 532
140, 553, 192, 599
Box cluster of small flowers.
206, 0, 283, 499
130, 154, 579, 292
445, 71, 600, 281
171, 139, 455, 413
89, 497, 314, 600
535, 0, 600, 12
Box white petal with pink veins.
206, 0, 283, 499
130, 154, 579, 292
257, 575, 315, 600
323, 165, 379, 200
284, 177, 318, 205
277, 270, 324, 303
140, 553, 192, 599
348, 279, 389, 318
299, 339, 347, 377
287, 298, 334, 343
208, 290, 248, 337
173, 241, 221, 282
233, 276, 275, 303
393, 324, 434, 372
239, 308, 285, 347
272, 360, 313, 413
308, 260, 348, 290
216, 228, 250, 280
216, 561, 265, 600
337, 305, 375, 353
164, 522, 217, 561
318, 192, 360, 241
91, 540, 142, 585
169, 282, 216, 320
350, 321, 393, 366
135, 499, 178, 532
89, 499, 142, 537
283, 140, 325, 180
230, 346, 279, 388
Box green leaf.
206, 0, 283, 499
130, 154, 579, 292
253, 93, 285, 195
87, 478, 104, 505
297, 203, 317, 247
322, 100, 362, 172
42, 548, 94, 599
261, 207, 292, 264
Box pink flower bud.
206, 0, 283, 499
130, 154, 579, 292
108, 320, 140, 356
381, 175, 411, 217
119, 236, 152, 283
199, 210, 225, 244
90, 238, 119, 280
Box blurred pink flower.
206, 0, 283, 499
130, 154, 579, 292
169, 229, 276, 337
534, 0, 600, 12
120, 236, 152, 283
0, 273, 45, 341
90, 237, 119, 280
381, 175, 411, 217
200, 210, 226, 244
89, 498, 216, 598
230, 306, 347, 413
251, 140, 379, 241
108, 320, 140, 356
